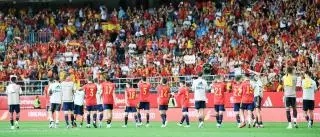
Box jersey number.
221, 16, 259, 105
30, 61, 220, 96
89, 88, 94, 96
128, 92, 136, 99
160, 89, 168, 98
142, 87, 147, 95
246, 87, 253, 94
105, 86, 113, 95
214, 88, 222, 96
234, 88, 242, 96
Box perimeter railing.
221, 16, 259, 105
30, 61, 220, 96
0, 75, 221, 96
0, 80, 48, 96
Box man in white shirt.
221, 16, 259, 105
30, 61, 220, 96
93, 65, 100, 80
106, 41, 113, 56
252, 74, 264, 128
301, 71, 317, 128
79, 8, 84, 19
183, 18, 191, 28
100, 5, 107, 21
95, 78, 104, 128
234, 64, 243, 76
280, 17, 287, 30
282, 67, 298, 128
61, 76, 76, 128
128, 41, 137, 55
73, 53, 79, 63
192, 72, 208, 128
248, 69, 264, 128
74, 89, 85, 127
64, 51, 73, 66
48, 77, 62, 128
183, 54, 196, 64
6, 75, 22, 130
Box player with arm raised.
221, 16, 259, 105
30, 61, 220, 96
81, 77, 98, 128
73, 88, 85, 127
239, 75, 254, 128
302, 71, 317, 128
61, 76, 76, 128
192, 72, 209, 128
101, 76, 116, 128
137, 76, 151, 127
282, 67, 298, 128
176, 81, 190, 128
231, 76, 243, 127
122, 83, 139, 128
94, 78, 104, 128
157, 78, 171, 128
211, 75, 226, 128
48, 77, 62, 128
6, 75, 22, 130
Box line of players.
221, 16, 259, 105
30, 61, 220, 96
211, 74, 263, 128
191, 72, 263, 128
44, 72, 262, 129
210, 68, 317, 129
6, 67, 316, 129
45, 76, 154, 128
48, 71, 316, 129
45, 70, 316, 128
191, 68, 317, 129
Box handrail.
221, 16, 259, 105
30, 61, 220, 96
1, 31, 54, 46
0, 74, 285, 96
0, 75, 222, 95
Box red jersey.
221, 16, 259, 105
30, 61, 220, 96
101, 81, 115, 104
138, 82, 151, 102
83, 83, 97, 106
125, 88, 137, 107
157, 85, 171, 105
44, 85, 50, 106
241, 81, 254, 103
232, 83, 243, 103
176, 87, 190, 107
212, 82, 226, 105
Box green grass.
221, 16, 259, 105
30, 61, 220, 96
0, 122, 319, 137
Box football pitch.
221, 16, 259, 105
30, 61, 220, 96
0, 122, 319, 137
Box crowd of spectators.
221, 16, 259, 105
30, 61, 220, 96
0, 0, 319, 92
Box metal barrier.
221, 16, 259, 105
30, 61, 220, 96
78, 75, 198, 94
80, 75, 217, 93
2, 31, 53, 46
0, 75, 220, 96
0, 73, 289, 96
0, 80, 48, 96
2, 27, 169, 45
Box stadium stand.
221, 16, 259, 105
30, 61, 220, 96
0, 0, 319, 94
